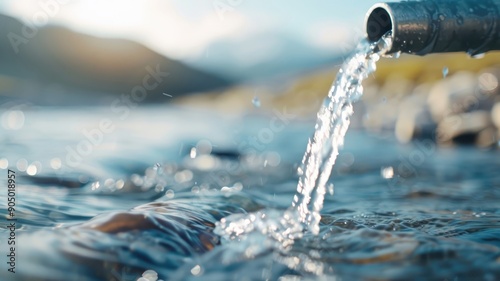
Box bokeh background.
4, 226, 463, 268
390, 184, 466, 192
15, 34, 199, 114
1, 0, 500, 148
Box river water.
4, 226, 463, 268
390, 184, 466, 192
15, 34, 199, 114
1, 36, 500, 280
0, 105, 499, 281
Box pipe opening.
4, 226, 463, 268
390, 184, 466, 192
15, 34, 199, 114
366, 7, 392, 42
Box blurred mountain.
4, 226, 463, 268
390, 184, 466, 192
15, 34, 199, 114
0, 14, 230, 105
188, 31, 340, 82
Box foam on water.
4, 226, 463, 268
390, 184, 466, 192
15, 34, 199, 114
215, 32, 394, 249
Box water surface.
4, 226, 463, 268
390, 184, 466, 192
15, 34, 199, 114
0, 105, 499, 281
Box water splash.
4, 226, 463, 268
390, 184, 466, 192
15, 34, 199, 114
442, 67, 449, 78
216, 32, 394, 251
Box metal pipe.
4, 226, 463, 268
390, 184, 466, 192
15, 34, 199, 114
365, 0, 500, 55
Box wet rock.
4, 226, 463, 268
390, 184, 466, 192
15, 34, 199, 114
394, 86, 436, 143
492, 102, 500, 129
427, 72, 477, 122
436, 111, 492, 145
476, 127, 498, 148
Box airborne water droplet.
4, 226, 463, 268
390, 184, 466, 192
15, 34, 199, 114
252, 96, 261, 108
442, 67, 449, 78
472, 53, 485, 59
384, 51, 401, 59
327, 183, 334, 196
467, 49, 486, 59
381, 166, 394, 179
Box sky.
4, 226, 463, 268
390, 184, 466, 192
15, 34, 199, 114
0, 0, 383, 61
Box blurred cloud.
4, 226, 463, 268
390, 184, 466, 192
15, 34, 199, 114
2, 0, 381, 59
308, 21, 364, 53
2, 0, 247, 59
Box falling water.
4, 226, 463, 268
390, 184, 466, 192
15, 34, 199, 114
216, 32, 394, 248
290, 32, 394, 235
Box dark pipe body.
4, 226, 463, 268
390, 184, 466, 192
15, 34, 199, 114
365, 0, 500, 55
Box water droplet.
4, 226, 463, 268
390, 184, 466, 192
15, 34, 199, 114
384, 51, 401, 59
381, 166, 394, 179
26, 162, 41, 176
473, 53, 485, 59
142, 270, 158, 281
478, 72, 498, 92
252, 96, 261, 108
16, 158, 28, 172
165, 189, 175, 199
190, 265, 202, 276
439, 14, 446, 21
50, 158, 62, 170
468, 50, 485, 59
174, 170, 193, 183
457, 16, 464, 25
115, 179, 125, 189
442, 67, 449, 78
154, 184, 165, 192
1, 110, 25, 130
190, 147, 197, 158
0, 158, 9, 169
327, 183, 334, 196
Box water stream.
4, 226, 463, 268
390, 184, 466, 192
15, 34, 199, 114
215, 32, 394, 253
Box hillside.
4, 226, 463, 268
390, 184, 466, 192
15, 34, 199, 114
0, 14, 230, 105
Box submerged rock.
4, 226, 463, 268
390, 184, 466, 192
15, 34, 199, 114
10, 198, 249, 281
436, 111, 493, 146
